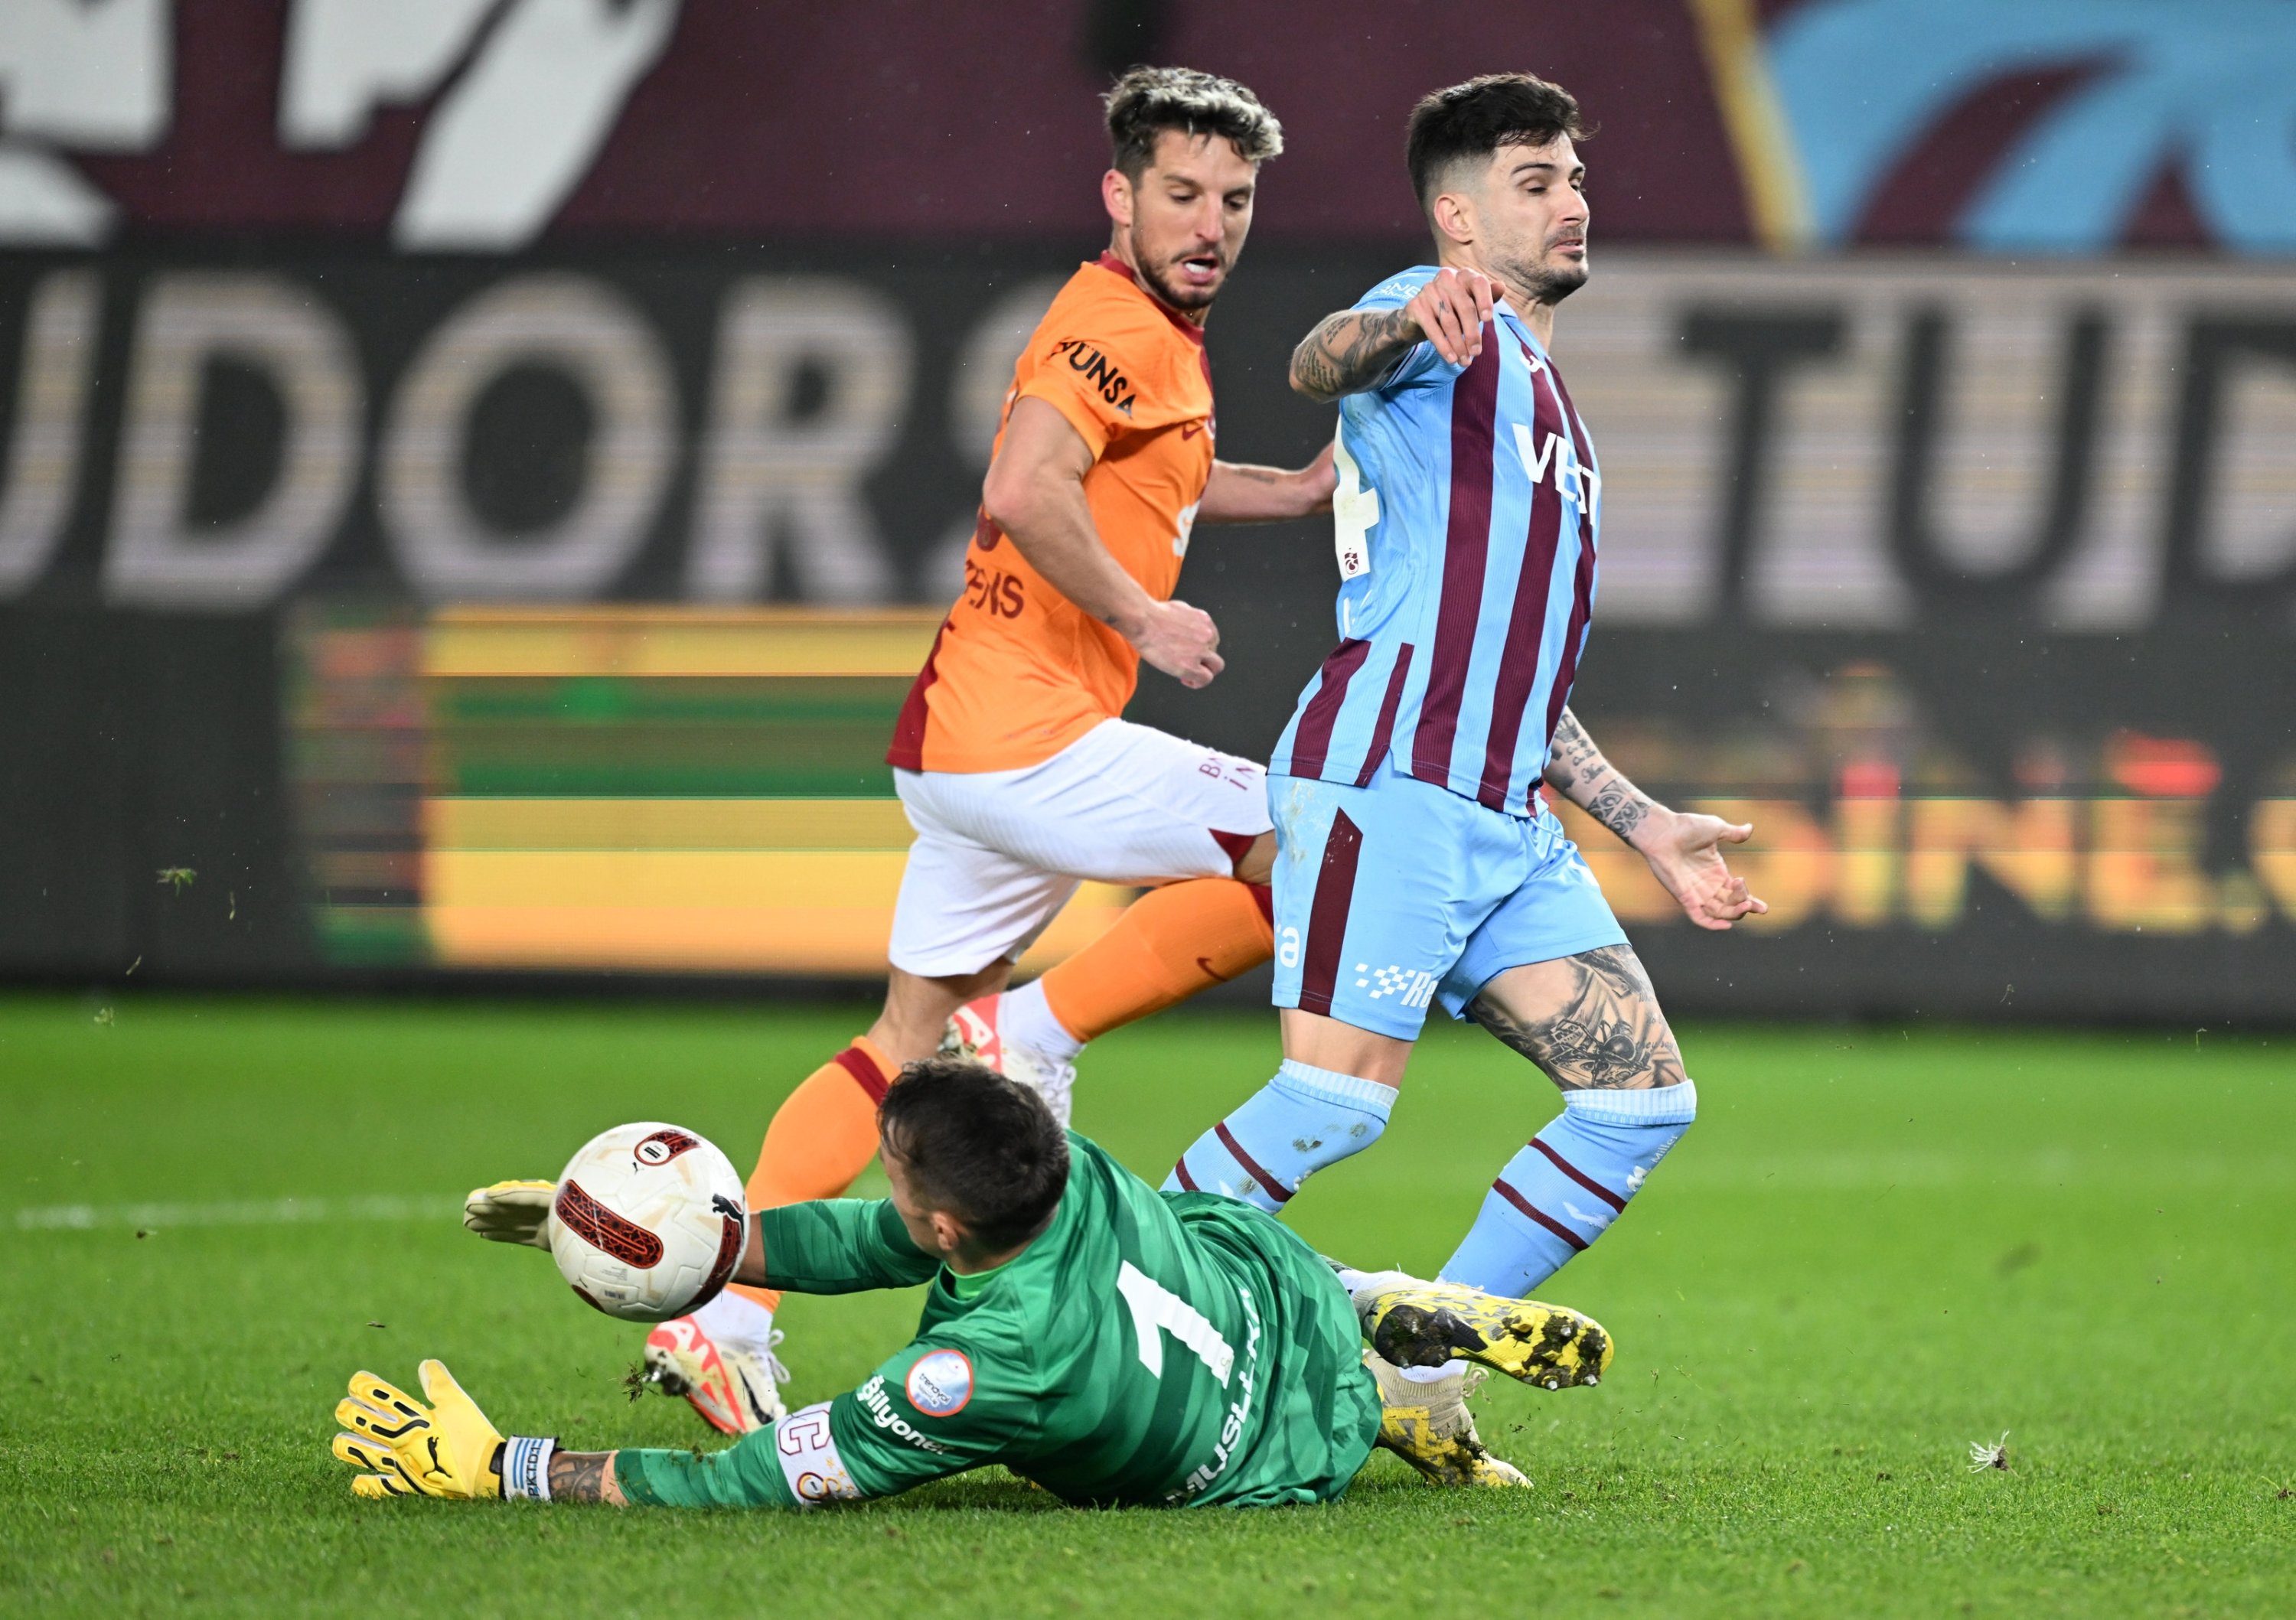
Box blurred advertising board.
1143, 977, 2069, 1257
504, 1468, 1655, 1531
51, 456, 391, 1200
285, 605, 1128, 976
259, 607, 2296, 1021
1, 246, 2292, 1018
4, 603, 2292, 1021
2, 249, 2292, 634
2, 2, 2282, 256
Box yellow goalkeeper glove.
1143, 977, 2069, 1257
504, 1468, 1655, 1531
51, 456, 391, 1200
331, 1359, 558, 1502
464, 1179, 556, 1249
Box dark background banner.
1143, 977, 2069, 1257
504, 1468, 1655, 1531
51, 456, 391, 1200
7, 246, 2296, 624
12, 1, 2273, 254
8, 608, 2291, 1020
1, 240, 2290, 1015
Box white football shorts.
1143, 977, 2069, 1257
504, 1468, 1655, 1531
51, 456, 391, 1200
888, 718, 1271, 977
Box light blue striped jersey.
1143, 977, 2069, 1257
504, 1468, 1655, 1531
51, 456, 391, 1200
1268, 266, 1601, 818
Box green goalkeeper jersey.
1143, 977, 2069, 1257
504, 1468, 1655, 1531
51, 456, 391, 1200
615, 1132, 1381, 1510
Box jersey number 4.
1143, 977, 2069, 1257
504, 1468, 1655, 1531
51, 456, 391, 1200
1117, 1261, 1234, 1387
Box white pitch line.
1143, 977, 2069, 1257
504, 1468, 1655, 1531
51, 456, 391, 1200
11, 1195, 457, 1232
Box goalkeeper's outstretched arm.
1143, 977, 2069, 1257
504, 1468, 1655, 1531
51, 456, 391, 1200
546, 1451, 625, 1504
334, 1345, 1013, 1510
332, 1361, 829, 1509
463, 1182, 941, 1296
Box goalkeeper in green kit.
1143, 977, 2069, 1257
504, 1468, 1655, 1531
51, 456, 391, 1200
332, 1061, 1612, 1508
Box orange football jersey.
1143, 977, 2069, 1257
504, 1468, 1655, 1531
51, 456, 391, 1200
888, 254, 1215, 774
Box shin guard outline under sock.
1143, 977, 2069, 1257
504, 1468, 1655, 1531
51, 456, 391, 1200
1163, 1060, 1396, 1213
1438, 1081, 1698, 1298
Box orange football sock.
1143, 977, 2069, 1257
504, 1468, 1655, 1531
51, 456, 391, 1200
1039, 876, 1274, 1044
727, 1035, 900, 1314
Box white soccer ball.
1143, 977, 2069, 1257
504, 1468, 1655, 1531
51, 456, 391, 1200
547, 1122, 748, 1324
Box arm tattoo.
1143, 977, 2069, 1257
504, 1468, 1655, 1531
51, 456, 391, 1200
1586, 781, 1650, 843
1544, 712, 1587, 791
1549, 709, 1603, 777
1290, 308, 1422, 401
549, 1450, 615, 1503
1545, 707, 1656, 843
1469, 945, 1686, 1090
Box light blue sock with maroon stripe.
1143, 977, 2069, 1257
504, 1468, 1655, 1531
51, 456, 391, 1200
1163, 1061, 1397, 1214
1439, 1082, 1698, 1296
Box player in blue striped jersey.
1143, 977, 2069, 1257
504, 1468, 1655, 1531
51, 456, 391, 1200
1166, 76, 1766, 1353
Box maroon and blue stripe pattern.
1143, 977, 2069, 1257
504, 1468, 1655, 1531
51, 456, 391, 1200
1269, 267, 1600, 818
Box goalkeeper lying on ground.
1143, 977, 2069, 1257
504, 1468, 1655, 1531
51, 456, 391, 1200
332, 1059, 1611, 1508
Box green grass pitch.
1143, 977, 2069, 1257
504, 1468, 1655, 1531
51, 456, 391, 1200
2, 994, 2291, 1617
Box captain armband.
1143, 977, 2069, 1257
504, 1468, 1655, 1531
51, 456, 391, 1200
499, 1435, 559, 1501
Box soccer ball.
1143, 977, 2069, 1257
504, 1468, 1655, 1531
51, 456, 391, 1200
547, 1122, 748, 1324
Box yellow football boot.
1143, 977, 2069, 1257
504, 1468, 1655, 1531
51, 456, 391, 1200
1365, 1351, 1528, 1488
1355, 1277, 1613, 1390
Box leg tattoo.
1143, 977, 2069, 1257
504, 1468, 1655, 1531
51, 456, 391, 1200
1469, 945, 1684, 1090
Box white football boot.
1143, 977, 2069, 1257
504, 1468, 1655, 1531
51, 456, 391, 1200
641, 1311, 790, 1436
940, 994, 1077, 1126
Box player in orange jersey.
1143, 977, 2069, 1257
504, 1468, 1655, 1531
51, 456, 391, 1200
629, 68, 1329, 1433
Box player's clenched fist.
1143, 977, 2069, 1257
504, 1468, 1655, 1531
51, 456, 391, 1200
1130, 598, 1225, 689
1404, 266, 1499, 366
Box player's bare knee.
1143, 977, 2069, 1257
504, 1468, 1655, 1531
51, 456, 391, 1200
1231, 831, 1277, 885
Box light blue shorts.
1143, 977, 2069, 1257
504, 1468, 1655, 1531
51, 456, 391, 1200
1266, 765, 1628, 1041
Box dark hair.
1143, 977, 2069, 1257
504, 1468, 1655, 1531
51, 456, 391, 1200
1406, 73, 1587, 207
877, 1058, 1070, 1250
1105, 65, 1283, 180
